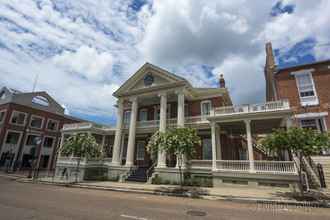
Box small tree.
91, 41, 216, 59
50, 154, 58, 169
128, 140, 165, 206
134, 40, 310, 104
61, 133, 102, 182
147, 128, 201, 186
260, 128, 330, 190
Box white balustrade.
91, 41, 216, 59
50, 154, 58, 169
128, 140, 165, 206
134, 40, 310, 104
213, 99, 290, 116
216, 160, 250, 171
215, 160, 297, 174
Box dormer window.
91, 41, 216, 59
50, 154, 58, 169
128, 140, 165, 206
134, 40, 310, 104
32, 96, 49, 107
294, 71, 318, 106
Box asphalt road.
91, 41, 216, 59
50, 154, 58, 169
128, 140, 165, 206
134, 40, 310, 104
0, 176, 329, 220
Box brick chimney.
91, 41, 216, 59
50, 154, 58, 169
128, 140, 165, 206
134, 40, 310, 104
219, 74, 226, 88
264, 42, 277, 101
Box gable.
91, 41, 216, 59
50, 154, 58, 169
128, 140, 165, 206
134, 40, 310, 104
113, 63, 189, 97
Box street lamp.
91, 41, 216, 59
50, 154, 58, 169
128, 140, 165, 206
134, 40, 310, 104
27, 136, 42, 180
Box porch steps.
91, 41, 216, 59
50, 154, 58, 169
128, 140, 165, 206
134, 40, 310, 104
126, 167, 148, 183
311, 156, 330, 190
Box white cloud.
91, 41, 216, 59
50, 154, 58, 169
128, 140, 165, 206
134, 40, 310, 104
0, 0, 330, 125
53, 46, 113, 81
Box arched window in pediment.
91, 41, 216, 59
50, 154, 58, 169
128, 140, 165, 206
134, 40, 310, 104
32, 96, 49, 106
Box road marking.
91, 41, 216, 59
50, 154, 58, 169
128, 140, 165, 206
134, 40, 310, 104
120, 214, 148, 220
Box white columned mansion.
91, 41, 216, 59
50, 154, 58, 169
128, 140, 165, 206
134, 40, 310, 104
56, 63, 299, 188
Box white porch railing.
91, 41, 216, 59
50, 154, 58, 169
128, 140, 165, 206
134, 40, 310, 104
189, 159, 298, 175
213, 99, 290, 116
62, 123, 110, 131
216, 160, 250, 172
124, 116, 208, 129
254, 161, 297, 174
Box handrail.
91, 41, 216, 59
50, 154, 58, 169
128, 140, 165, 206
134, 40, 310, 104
147, 162, 157, 178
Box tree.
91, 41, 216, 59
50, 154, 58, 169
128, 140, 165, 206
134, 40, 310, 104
61, 133, 102, 182
147, 128, 201, 186
260, 127, 330, 191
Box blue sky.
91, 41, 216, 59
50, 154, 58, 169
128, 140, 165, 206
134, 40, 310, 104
0, 0, 329, 125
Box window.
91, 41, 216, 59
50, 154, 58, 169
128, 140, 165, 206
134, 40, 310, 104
0, 110, 6, 123
32, 96, 49, 106
300, 119, 318, 130
124, 111, 131, 124
10, 111, 27, 125
5, 132, 20, 145
295, 72, 318, 106
154, 104, 171, 120
136, 141, 145, 160
26, 135, 41, 146
43, 137, 54, 148
201, 100, 212, 116
202, 138, 212, 160
46, 119, 58, 131
139, 109, 148, 121
30, 115, 44, 129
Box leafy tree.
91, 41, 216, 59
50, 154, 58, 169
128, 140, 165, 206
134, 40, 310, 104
260, 127, 330, 190
147, 128, 201, 186
61, 133, 102, 182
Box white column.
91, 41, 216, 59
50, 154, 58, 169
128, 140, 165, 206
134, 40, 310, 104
244, 119, 255, 172
211, 122, 217, 171
175, 91, 187, 168
215, 125, 222, 160
125, 97, 138, 167
111, 99, 124, 166
157, 92, 167, 168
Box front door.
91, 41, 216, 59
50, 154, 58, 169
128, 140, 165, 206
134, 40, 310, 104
135, 140, 151, 167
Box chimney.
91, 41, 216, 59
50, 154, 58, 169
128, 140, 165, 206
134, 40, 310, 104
219, 74, 226, 88
265, 42, 275, 69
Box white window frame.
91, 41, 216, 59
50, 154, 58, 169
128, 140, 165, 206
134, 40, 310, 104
136, 140, 145, 160
139, 108, 148, 121
29, 115, 45, 129
43, 136, 55, 149
293, 70, 319, 106
0, 109, 7, 124
10, 111, 27, 126
46, 118, 59, 131
25, 133, 42, 147
201, 100, 212, 116
154, 104, 171, 120
4, 130, 22, 146
124, 110, 131, 124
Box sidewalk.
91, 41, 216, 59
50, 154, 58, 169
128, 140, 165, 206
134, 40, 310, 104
23, 177, 329, 207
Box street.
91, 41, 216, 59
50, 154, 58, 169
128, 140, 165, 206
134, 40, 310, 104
0, 176, 329, 220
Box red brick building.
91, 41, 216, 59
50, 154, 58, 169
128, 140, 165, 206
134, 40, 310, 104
265, 42, 330, 153
0, 87, 82, 171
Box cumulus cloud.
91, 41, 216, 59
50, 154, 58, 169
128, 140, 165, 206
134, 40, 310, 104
0, 0, 329, 125
53, 46, 113, 81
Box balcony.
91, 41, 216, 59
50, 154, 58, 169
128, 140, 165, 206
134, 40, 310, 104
212, 99, 290, 116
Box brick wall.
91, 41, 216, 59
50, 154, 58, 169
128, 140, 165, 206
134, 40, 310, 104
275, 62, 330, 129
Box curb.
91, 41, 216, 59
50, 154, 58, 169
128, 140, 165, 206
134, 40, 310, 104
17, 179, 330, 208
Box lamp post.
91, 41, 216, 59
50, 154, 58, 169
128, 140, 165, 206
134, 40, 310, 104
27, 136, 42, 180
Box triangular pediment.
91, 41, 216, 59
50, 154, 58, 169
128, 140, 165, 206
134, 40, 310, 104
113, 63, 189, 97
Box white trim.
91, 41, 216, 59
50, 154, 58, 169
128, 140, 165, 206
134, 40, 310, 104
290, 68, 315, 75
138, 108, 148, 121
0, 129, 23, 161
46, 118, 59, 131
29, 115, 45, 129
0, 109, 7, 124
136, 140, 145, 160
9, 110, 28, 126
3, 129, 23, 146
295, 112, 328, 119
294, 71, 319, 106
200, 100, 212, 116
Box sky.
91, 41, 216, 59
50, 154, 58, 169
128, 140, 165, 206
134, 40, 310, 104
0, 0, 329, 125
